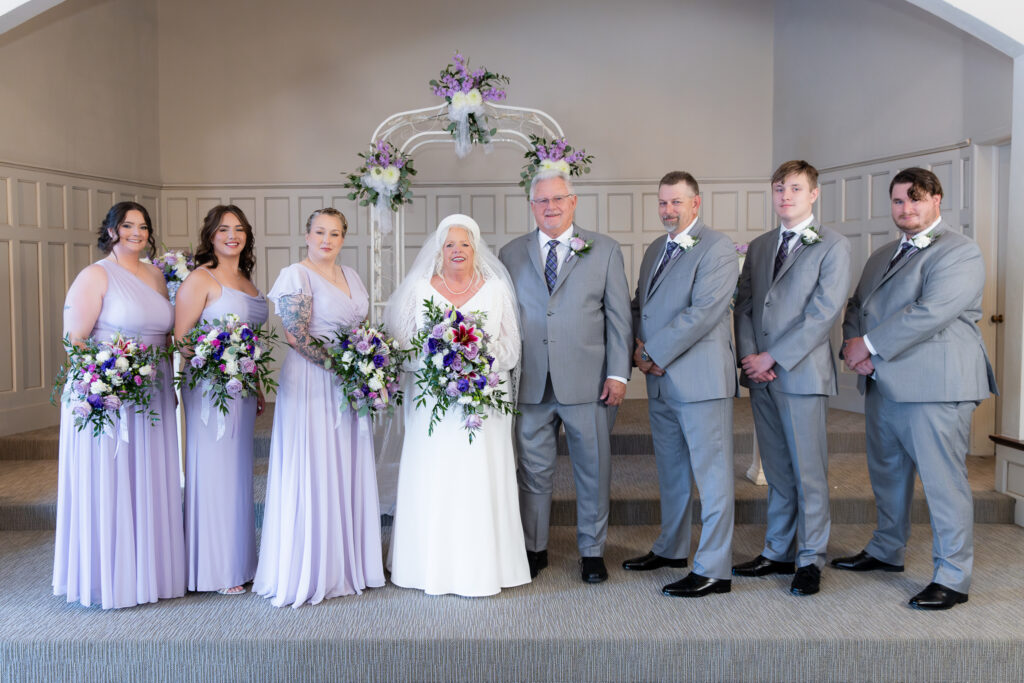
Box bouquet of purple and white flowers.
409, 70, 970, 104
175, 314, 278, 417
316, 323, 407, 419
53, 333, 167, 438
410, 299, 516, 443
519, 134, 594, 194
430, 52, 510, 157
343, 140, 417, 234
143, 247, 195, 304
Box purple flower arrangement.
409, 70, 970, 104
519, 134, 594, 194
175, 314, 278, 415
410, 298, 516, 443
430, 52, 510, 156
144, 248, 195, 304
317, 323, 407, 419
53, 333, 168, 437
343, 140, 417, 218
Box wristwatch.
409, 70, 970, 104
639, 349, 651, 362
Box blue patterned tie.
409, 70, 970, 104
886, 241, 913, 273
545, 239, 559, 293
651, 241, 679, 286
773, 230, 796, 279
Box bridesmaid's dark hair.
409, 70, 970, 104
97, 202, 156, 258
194, 204, 256, 280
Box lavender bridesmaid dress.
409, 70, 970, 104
52, 259, 186, 609
253, 263, 384, 608
182, 269, 268, 592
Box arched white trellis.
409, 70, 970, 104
366, 102, 564, 322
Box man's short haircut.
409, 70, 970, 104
889, 167, 943, 200
771, 160, 819, 189
659, 171, 699, 197
529, 169, 575, 200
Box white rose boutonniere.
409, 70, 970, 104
676, 234, 700, 252
799, 225, 823, 245
911, 229, 939, 249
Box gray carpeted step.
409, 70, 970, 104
1, 452, 1013, 531
2, 523, 1022, 682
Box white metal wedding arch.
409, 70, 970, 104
365, 102, 565, 323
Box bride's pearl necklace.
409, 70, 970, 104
441, 271, 477, 296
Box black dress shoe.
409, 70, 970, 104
732, 554, 796, 577
790, 565, 821, 596
580, 557, 608, 583
622, 551, 688, 571
830, 550, 903, 573
662, 572, 731, 598
526, 550, 548, 578
908, 582, 968, 610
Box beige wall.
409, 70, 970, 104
0, 0, 161, 183
772, 0, 1012, 167
155, 0, 776, 185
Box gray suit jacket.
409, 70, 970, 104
499, 226, 632, 405
842, 223, 996, 402
632, 221, 738, 403
734, 225, 851, 395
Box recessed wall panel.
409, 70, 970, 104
140, 195, 159, 225
842, 176, 863, 222
46, 184, 65, 229
711, 192, 739, 231
228, 197, 257, 229
18, 242, 42, 389
17, 180, 39, 228
470, 195, 496, 235
607, 194, 633, 234
330, 196, 360, 236
262, 246, 292, 297
118, 192, 137, 203
95, 190, 114, 224
641, 192, 661, 232
0, 240, 11, 391
870, 172, 891, 219
575, 194, 598, 232
70, 187, 90, 231
264, 197, 291, 236
71, 243, 93, 276
46, 243, 67, 378
869, 231, 893, 254
298, 196, 323, 232
930, 161, 953, 210
504, 195, 530, 235
196, 198, 222, 232
0, 178, 9, 226
436, 195, 461, 223
403, 194, 428, 235
819, 180, 837, 225
746, 191, 767, 231
960, 158, 971, 210
165, 197, 190, 238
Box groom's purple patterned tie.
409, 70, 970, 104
886, 241, 914, 274
651, 241, 679, 286
773, 230, 796, 279
545, 240, 559, 293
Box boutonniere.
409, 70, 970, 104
566, 234, 593, 261
676, 234, 700, 253
799, 225, 823, 245
911, 228, 939, 249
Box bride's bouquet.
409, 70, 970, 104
316, 323, 407, 419
175, 314, 278, 417
53, 332, 167, 438
410, 299, 515, 443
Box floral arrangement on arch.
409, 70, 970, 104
410, 299, 516, 444
53, 333, 168, 439
315, 323, 408, 420
430, 52, 509, 158
519, 135, 594, 195
343, 140, 417, 235
143, 247, 195, 304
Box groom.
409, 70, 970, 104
499, 169, 632, 583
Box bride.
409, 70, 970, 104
383, 213, 530, 597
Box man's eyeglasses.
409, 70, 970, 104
530, 195, 574, 207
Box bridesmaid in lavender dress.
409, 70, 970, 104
53, 201, 186, 609
253, 208, 385, 608
175, 205, 268, 595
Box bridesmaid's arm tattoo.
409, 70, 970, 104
276, 293, 328, 364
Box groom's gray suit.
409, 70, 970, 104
499, 225, 631, 556
843, 223, 996, 592
632, 221, 738, 579
734, 224, 850, 569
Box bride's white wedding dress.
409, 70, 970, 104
387, 277, 530, 596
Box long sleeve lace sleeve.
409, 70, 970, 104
487, 282, 521, 374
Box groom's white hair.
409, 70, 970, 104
433, 213, 483, 276
529, 169, 575, 200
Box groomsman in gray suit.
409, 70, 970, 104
733, 160, 851, 596
499, 169, 632, 583
624, 171, 737, 598
835, 167, 996, 610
